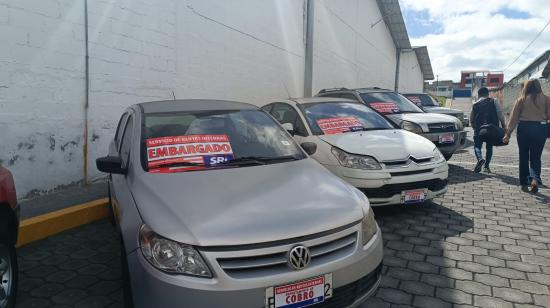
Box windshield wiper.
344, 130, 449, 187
218, 155, 300, 166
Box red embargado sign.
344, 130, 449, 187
369, 102, 400, 114
146, 134, 233, 173
316, 116, 363, 135
407, 96, 421, 104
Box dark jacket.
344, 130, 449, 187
471, 97, 499, 131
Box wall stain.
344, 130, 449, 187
92, 133, 100, 142
60, 140, 79, 152
17, 141, 35, 150
49, 135, 56, 151
8, 155, 19, 166
28, 155, 36, 162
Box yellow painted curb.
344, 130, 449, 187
17, 198, 110, 247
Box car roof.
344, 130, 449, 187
138, 99, 258, 114
289, 97, 358, 104
318, 87, 394, 94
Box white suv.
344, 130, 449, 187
263, 98, 449, 206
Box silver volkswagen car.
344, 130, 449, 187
96, 100, 383, 308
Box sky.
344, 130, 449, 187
399, 0, 550, 82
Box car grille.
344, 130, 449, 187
217, 232, 357, 278
390, 169, 434, 176
428, 122, 456, 133
315, 263, 382, 307
360, 179, 447, 199
383, 156, 432, 167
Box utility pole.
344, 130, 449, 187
436, 74, 439, 96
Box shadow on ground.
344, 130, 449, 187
362, 201, 473, 307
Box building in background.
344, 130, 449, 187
460, 71, 504, 89
425, 80, 460, 98
507, 50, 550, 86
500, 50, 550, 113
0, 0, 433, 198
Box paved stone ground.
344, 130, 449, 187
15, 129, 550, 308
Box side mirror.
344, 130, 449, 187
96, 156, 126, 174
301, 142, 317, 155
281, 122, 295, 135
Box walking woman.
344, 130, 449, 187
503, 79, 550, 193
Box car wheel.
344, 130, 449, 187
0, 241, 17, 308
444, 154, 453, 161
120, 239, 134, 308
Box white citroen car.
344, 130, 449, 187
263, 98, 449, 206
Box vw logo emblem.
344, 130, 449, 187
288, 245, 311, 270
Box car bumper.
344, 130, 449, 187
421, 131, 467, 155
127, 226, 384, 308
325, 162, 448, 206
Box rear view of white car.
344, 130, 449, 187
263, 98, 449, 206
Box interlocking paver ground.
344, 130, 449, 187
16, 129, 550, 307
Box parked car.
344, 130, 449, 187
97, 99, 383, 308
401, 93, 469, 127
0, 166, 19, 308
262, 98, 448, 206
317, 87, 467, 160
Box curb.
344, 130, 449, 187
17, 198, 110, 247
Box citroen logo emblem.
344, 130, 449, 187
288, 245, 311, 270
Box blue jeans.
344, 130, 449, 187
517, 121, 547, 186
474, 130, 493, 168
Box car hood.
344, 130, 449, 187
423, 106, 463, 115
318, 130, 435, 161
386, 112, 458, 125
130, 159, 365, 247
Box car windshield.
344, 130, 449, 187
302, 102, 394, 135
403, 94, 439, 107
142, 110, 305, 173
360, 92, 424, 114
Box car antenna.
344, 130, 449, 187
283, 83, 291, 99
171, 90, 176, 100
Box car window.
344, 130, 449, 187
143, 109, 306, 173
114, 113, 128, 149
119, 114, 134, 165
270, 103, 308, 136
403, 94, 438, 107
360, 92, 424, 114
302, 102, 394, 135
261, 104, 274, 113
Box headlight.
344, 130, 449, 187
400, 121, 424, 134
362, 207, 378, 245
433, 147, 442, 161
331, 147, 381, 170
140, 225, 212, 277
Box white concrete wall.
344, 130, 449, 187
0, 0, 87, 197
86, 0, 306, 180
397, 50, 424, 93
1, 0, 427, 198
312, 0, 397, 92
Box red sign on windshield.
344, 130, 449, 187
146, 134, 234, 173
316, 116, 363, 135
369, 102, 399, 114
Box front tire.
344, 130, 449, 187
0, 242, 17, 308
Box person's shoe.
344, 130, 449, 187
483, 167, 491, 173
531, 179, 539, 194
474, 159, 485, 173
521, 185, 529, 192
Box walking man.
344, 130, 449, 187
470, 87, 506, 173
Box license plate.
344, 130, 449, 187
438, 133, 455, 144
401, 189, 427, 204
265, 273, 333, 308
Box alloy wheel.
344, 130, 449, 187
0, 244, 13, 307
